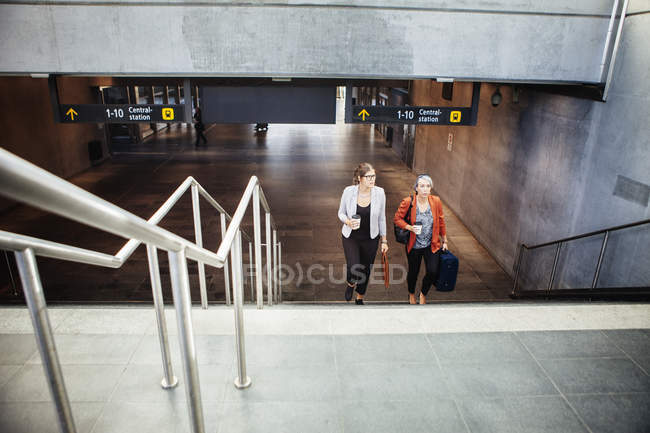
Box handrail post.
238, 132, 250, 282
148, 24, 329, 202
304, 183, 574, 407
602, 0, 630, 101
146, 245, 178, 389
191, 183, 208, 309
15, 248, 77, 433
239, 228, 245, 297
592, 231, 610, 288
220, 213, 232, 306
232, 230, 251, 389
168, 249, 205, 433
512, 244, 525, 296
548, 242, 563, 292
278, 242, 282, 303
253, 184, 264, 309
273, 230, 278, 304
265, 212, 273, 306
248, 242, 254, 303
599, 0, 621, 81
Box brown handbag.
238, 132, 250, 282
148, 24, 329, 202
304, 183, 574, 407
381, 251, 390, 289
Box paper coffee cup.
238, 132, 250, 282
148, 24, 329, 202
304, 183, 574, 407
351, 214, 361, 230
413, 222, 422, 235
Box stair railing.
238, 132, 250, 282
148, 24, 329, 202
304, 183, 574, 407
0, 148, 281, 433
114, 175, 258, 308
512, 218, 650, 298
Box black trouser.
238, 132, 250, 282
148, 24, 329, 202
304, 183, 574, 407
342, 235, 379, 295
407, 247, 441, 295
195, 127, 207, 145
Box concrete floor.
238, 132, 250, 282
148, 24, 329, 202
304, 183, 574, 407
0, 101, 512, 304
0, 304, 649, 433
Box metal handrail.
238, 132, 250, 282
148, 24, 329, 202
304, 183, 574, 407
215, 175, 280, 308
215, 178, 258, 263
0, 148, 282, 433
0, 231, 121, 267
602, 0, 630, 101
116, 177, 252, 262
598, 0, 620, 81
0, 148, 223, 268
112, 174, 254, 308
3, 180, 255, 299
0, 144, 254, 306
522, 219, 649, 250
258, 186, 278, 230
0, 148, 279, 309
513, 218, 650, 296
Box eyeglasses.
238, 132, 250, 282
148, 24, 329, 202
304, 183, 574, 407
363, 175, 376, 180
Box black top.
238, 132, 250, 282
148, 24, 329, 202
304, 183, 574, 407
194, 110, 204, 130
351, 203, 373, 240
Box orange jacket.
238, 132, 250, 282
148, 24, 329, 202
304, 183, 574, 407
394, 195, 446, 253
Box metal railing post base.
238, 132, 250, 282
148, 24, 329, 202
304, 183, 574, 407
161, 376, 179, 389
234, 376, 252, 389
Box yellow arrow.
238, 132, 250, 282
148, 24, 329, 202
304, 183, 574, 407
66, 108, 78, 121
358, 109, 370, 121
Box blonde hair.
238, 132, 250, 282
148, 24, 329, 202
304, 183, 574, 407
353, 162, 374, 185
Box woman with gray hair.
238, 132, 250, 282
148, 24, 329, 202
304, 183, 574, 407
393, 174, 448, 304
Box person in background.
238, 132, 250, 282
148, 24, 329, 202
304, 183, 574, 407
393, 174, 448, 304
338, 163, 388, 305
194, 107, 207, 147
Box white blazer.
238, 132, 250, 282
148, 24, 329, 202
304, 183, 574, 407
338, 185, 387, 239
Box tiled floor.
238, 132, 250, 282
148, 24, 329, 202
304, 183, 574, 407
0, 304, 649, 433
0, 101, 512, 304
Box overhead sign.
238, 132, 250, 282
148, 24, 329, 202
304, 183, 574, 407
59, 104, 186, 123
350, 105, 473, 125
201, 86, 336, 124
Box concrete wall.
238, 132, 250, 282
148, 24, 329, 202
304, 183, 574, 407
0, 1, 618, 83
411, 11, 650, 289
0, 76, 110, 212
0, 0, 617, 13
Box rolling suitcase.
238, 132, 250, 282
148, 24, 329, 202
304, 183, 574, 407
435, 250, 459, 292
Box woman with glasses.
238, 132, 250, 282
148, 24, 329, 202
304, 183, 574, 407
337, 162, 388, 304
393, 174, 448, 304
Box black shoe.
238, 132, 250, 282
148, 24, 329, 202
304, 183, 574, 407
345, 284, 354, 301
355, 299, 364, 305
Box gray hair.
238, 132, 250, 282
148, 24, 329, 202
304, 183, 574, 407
414, 174, 433, 192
